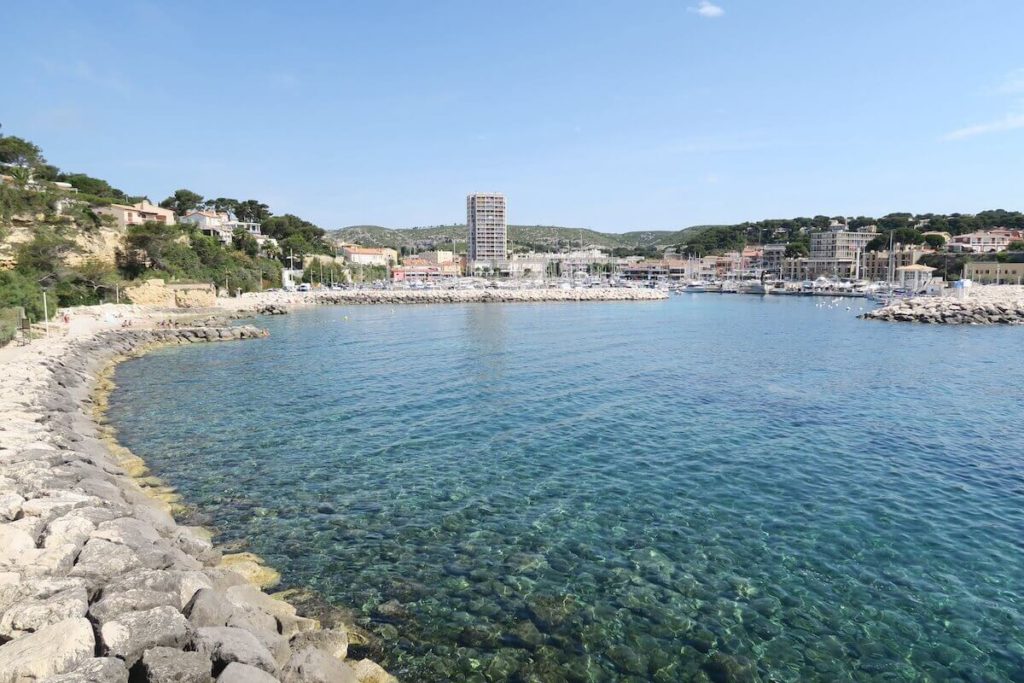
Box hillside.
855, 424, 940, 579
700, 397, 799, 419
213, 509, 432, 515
331, 224, 678, 250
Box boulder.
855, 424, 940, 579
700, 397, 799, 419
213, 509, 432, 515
0, 524, 37, 565
184, 589, 236, 628
0, 617, 94, 682
0, 582, 88, 638
70, 538, 143, 584
99, 605, 191, 667
289, 629, 348, 661
38, 657, 128, 683
281, 647, 357, 683
135, 646, 213, 683
349, 659, 397, 683
0, 495, 24, 522
89, 588, 179, 624
190, 626, 279, 676
216, 662, 279, 683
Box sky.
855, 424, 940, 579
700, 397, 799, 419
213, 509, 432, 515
3, 0, 1024, 232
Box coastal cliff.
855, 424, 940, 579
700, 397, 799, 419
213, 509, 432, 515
0, 322, 395, 683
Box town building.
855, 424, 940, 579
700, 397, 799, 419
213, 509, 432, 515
807, 225, 878, 277
392, 257, 461, 282
179, 210, 265, 246
949, 230, 1023, 253
762, 244, 787, 276
859, 247, 933, 282
467, 193, 507, 268
93, 200, 176, 231
340, 245, 398, 266
964, 260, 1024, 284
415, 250, 456, 265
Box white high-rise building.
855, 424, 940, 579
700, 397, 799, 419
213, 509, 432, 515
467, 193, 507, 265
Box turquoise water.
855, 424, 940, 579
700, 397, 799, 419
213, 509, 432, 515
109, 297, 1024, 682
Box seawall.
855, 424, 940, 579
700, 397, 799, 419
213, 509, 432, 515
0, 323, 396, 682
224, 287, 669, 311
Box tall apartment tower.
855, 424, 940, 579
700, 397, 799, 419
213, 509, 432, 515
467, 193, 507, 263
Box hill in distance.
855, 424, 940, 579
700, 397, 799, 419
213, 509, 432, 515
331, 224, 685, 250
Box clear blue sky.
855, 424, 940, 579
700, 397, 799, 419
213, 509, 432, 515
4, 1, 1024, 232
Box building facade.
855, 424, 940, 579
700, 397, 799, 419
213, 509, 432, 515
340, 245, 398, 266
807, 226, 878, 277
965, 261, 1024, 284
94, 200, 176, 231
179, 210, 265, 246
949, 230, 1023, 253
467, 193, 507, 266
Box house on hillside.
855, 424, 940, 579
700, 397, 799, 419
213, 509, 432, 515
179, 210, 270, 247
340, 245, 398, 266
92, 200, 175, 231
948, 230, 1022, 253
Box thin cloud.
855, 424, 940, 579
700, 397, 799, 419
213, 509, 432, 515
689, 1, 724, 18
943, 113, 1024, 141
943, 67, 1024, 141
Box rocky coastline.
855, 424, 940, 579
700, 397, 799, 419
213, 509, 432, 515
861, 286, 1024, 324
0, 321, 396, 682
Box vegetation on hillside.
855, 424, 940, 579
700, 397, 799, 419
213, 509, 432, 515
0, 128, 329, 322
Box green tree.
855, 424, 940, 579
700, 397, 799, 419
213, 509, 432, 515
0, 270, 54, 321
0, 136, 44, 167
923, 233, 947, 249
785, 242, 809, 257
232, 228, 259, 257
15, 228, 78, 286
59, 173, 127, 200
234, 199, 271, 223
205, 197, 239, 216
120, 221, 186, 275
159, 189, 204, 216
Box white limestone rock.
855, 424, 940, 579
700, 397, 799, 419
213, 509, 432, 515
0, 617, 95, 682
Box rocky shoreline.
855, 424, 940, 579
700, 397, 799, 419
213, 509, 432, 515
861, 286, 1024, 324
0, 323, 396, 682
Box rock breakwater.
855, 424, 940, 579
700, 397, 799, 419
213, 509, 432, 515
314, 288, 669, 305
861, 286, 1024, 324
0, 323, 395, 682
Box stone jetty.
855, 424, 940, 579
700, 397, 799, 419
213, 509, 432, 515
313, 288, 669, 306
215, 287, 667, 314
0, 321, 395, 682
861, 285, 1024, 324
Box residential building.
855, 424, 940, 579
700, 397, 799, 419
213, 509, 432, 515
179, 210, 265, 246
467, 193, 507, 267
340, 245, 398, 267
762, 244, 787, 276
964, 261, 1024, 284
393, 257, 461, 282
415, 250, 456, 265
94, 200, 176, 231
860, 247, 932, 282
949, 230, 1023, 253
807, 226, 878, 277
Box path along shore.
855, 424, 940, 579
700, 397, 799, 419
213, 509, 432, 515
0, 307, 396, 683
861, 285, 1024, 324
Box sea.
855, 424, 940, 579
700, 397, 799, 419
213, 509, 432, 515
108, 295, 1024, 682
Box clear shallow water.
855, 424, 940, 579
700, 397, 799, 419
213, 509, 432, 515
109, 297, 1024, 682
